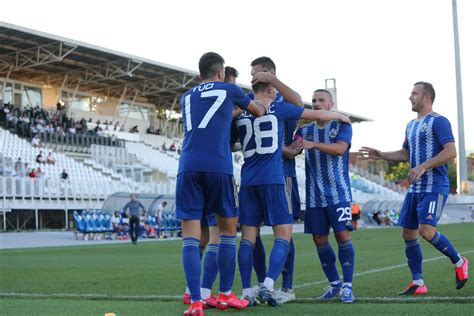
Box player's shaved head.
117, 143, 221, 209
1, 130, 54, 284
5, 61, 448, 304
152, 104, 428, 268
199, 52, 225, 80
251, 56, 276, 73
414, 81, 436, 103
313, 89, 333, 102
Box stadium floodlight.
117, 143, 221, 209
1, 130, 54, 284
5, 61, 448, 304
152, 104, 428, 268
452, 0, 467, 194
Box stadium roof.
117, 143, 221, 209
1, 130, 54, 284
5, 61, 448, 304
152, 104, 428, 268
0, 22, 370, 122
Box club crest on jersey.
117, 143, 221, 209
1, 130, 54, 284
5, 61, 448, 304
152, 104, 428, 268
420, 123, 429, 133
329, 128, 338, 138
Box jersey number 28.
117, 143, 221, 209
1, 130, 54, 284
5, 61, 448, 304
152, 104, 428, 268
237, 116, 278, 158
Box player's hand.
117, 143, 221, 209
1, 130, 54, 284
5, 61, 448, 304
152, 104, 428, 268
251, 71, 275, 85
408, 165, 426, 184
289, 141, 304, 155
294, 139, 315, 150
232, 107, 242, 118
359, 147, 382, 160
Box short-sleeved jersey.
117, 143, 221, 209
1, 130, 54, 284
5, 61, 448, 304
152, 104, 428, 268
296, 121, 352, 208
249, 92, 298, 177
237, 101, 304, 187
402, 112, 454, 195
178, 81, 251, 175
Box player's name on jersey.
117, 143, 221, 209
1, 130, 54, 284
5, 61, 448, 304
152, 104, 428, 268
192, 82, 215, 93
240, 103, 276, 118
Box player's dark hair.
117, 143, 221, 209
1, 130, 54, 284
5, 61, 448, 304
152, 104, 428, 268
313, 89, 333, 101
199, 52, 225, 80
414, 81, 436, 103
252, 82, 270, 94
250, 56, 276, 72
224, 66, 239, 82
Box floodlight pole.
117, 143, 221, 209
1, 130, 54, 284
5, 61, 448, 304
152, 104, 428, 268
452, 0, 467, 194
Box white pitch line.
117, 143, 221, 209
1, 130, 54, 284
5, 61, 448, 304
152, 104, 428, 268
294, 249, 474, 289
295, 296, 474, 302
1, 251, 472, 302
1, 292, 473, 302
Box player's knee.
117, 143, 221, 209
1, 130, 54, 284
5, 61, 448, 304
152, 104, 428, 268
313, 234, 328, 246
402, 228, 418, 241
419, 225, 436, 241
335, 230, 351, 243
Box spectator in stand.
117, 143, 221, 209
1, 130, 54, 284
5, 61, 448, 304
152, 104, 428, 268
46, 152, 56, 165
123, 194, 146, 245
36, 167, 44, 178
114, 121, 119, 131
119, 124, 125, 132
36, 151, 44, 164
22, 163, 29, 177
14, 158, 23, 175
129, 125, 139, 133
161, 142, 167, 151
61, 169, 69, 180
177, 146, 182, 155
169, 143, 176, 152
29, 168, 37, 178
31, 135, 41, 148
96, 127, 105, 137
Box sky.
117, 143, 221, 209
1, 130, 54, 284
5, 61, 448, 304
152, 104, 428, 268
1, 0, 473, 153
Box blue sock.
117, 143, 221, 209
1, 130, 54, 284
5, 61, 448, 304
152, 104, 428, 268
253, 235, 267, 283
201, 243, 218, 290
338, 240, 355, 283
182, 237, 201, 302
217, 235, 237, 293
267, 238, 290, 282
199, 245, 206, 260
238, 239, 255, 290
317, 242, 340, 283
405, 239, 423, 280
282, 238, 295, 289
429, 231, 461, 264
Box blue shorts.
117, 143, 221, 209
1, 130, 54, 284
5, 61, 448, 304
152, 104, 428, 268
304, 202, 354, 235
176, 172, 238, 220
239, 184, 293, 227
399, 192, 447, 229
201, 213, 217, 227
285, 176, 301, 220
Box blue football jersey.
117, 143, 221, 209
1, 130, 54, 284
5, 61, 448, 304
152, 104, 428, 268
296, 121, 353, 208
178, 81, 251, 175
237, 101, 304, 187
249, 92, 298, 177
403, 112, 454, 195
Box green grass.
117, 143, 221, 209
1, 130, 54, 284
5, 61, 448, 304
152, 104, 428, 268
1, 223, 473, 315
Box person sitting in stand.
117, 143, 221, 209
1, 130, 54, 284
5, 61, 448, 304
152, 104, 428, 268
61, 169, 69, 180
46, 152, 56, 165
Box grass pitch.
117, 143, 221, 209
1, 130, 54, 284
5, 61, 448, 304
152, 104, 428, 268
1, 223, 473, 315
